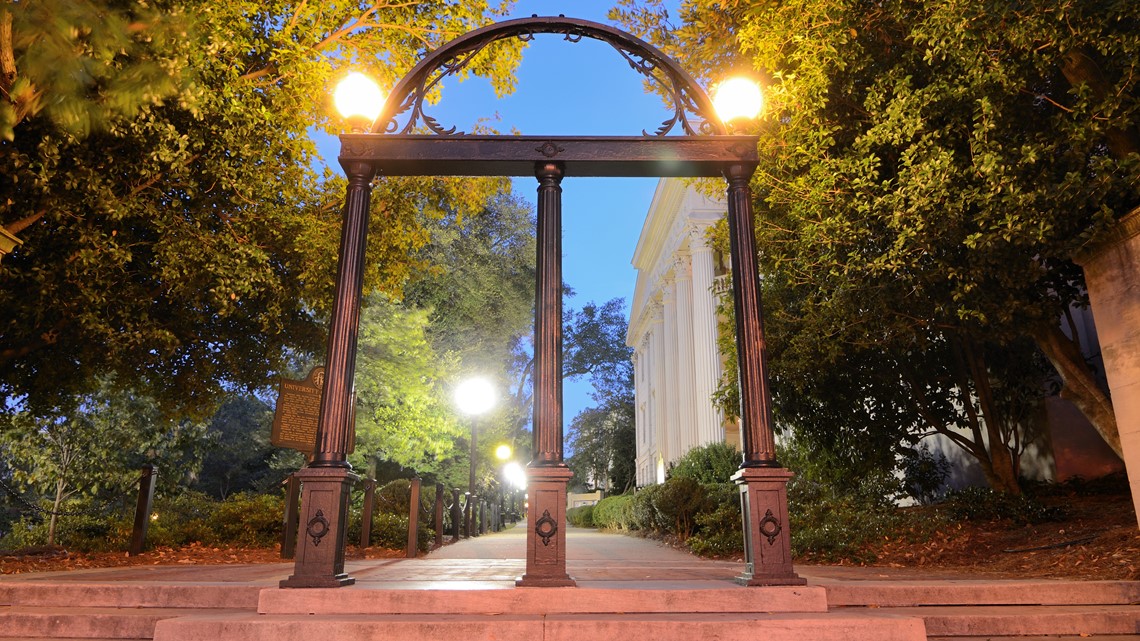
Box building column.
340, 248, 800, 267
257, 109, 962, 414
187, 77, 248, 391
674, 254, 698, 455
632, 349, 647, 487
662, 277, 681, 466
690, 226, 723, 447
650, 301, 668, 471
1076, 206, 1140, 528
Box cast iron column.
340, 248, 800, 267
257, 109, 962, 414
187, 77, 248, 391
517, 161, 575, 587
280, 158, 372, 588
724, 163, 804, 586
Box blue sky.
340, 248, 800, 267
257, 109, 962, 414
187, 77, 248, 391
317, 1, 683, 426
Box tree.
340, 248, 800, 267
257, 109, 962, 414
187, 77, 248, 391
564, 297, 636, 494
402, 191, 537, 451
0, 378, 207, 544
191, 395, 295, 499
351, 295, 467, 480
1, 0, 520, 418
616, 0, 1140, 490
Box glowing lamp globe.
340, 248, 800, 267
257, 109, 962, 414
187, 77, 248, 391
334, 72, 384, 126
455, 377, 496, 416
713, 77, 763, 123
495, 444, 513, 461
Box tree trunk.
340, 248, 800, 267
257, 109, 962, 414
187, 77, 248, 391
47, 477, 65, 546
1032, 324, 1122, 458
978, 452, 1022, 495
961, 337, 1023, 495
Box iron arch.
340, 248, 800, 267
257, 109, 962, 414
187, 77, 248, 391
374, 15, 728, 137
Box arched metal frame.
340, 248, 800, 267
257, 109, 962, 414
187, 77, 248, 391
281, 15, 804, 590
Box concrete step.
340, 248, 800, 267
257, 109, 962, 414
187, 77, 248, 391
873, 604, 1140, 637
826, 580, 1140, 607
0, 583, 262, 610
0, 607, 210, 639
154, 611, 928, 641
258, 585, 828, 614
929, 636, 1140, 640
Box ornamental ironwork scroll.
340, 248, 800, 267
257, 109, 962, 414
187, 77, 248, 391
375, 15, 728, 138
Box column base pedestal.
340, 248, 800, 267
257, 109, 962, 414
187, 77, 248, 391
733, 466, 806, 587
516, 465, 576, 588
280, 466, 359, 589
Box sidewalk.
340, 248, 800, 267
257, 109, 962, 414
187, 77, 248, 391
0, 522, 1057, 588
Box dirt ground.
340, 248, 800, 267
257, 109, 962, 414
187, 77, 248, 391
1, 491, 1137, 580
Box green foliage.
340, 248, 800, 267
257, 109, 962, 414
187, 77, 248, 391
564, 298, 637, 494
351, 298, 467, 479
943, 487, 1066, 525
651, 477, 708, 541
1, 0, 522, 418
669, 442, 742, 485
203, 492, 284, 548
365, 513, 433, 553
0, 378, 208, 544
0, 489, 284, 552
617, 0, 1139, 494
566, 504, 595, 528
374, 479, 413, 516
394, 193, 539, 490
0, 497, 131, 552
686, 483, 742, 557
901, 444, 952, 505
628, 484, 665, 531
779, 437, 907, 563
591, 494, 636, 531
191, 395, 284, 499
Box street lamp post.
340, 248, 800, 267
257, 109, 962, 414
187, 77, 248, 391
455, 377, 496, 538
286, 15, 803, 589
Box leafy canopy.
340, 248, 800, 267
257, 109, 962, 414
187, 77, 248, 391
1, 0, 520, 418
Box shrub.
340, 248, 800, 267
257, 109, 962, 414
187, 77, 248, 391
670, 442, 742, 485
901, 445, 951, 505
206, 492, 284, 547
653, 477, 708, 541
686, 483, 742, 557
630, 484, 666, 531
592, 494, 635, 530
943, 487, 1065, 524
367, 512, 433, 552
374, 479, 412, 515
567, 504, 595, 527
0, 501, 131, 553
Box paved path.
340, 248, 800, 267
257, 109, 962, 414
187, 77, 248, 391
0, 523, 1037, 588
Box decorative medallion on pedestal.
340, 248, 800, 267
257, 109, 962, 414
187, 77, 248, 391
535, 509, 558, 546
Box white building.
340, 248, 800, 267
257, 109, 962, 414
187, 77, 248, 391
626, 179, 738, 487
624, 179, 1124, 492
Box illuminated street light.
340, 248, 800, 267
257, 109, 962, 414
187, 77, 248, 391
713, 77, 763, 122
456, 377, 496, 537
455, 377, 496, 416
495, 444, 512, 461
503, 461, 527, 490
333, 72, 384, 131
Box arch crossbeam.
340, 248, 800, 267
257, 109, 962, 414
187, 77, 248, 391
340, 134, 758, 177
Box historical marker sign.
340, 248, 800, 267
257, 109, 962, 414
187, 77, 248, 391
272, 367, 356, 454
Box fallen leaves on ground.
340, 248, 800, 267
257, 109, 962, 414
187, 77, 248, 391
0, 541, 405, 575
810, 492, 1140, 580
